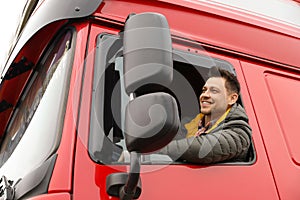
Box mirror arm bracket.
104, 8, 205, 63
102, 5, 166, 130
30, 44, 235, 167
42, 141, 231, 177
119, 151, 141, 200
106, 152, 142, 200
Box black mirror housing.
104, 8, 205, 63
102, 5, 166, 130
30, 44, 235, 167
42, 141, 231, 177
123, 12, 173, 95
122, 12, 177, 153
125, 92, 179, 153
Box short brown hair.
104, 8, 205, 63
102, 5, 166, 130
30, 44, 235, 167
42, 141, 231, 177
208, 67, 240, 94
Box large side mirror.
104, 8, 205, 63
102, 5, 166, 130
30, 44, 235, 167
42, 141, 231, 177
123, 12, 177, 152
106, 12, 178, 200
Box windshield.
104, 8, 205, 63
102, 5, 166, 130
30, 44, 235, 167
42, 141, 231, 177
0, 30, 74, 181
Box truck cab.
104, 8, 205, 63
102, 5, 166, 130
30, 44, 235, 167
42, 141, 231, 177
0, 0, 299, 199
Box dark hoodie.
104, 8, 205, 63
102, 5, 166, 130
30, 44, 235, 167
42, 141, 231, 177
159, 103, 252, 164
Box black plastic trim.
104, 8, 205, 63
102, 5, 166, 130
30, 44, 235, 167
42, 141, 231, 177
0, 100, 12, 113
106, 172, 142, 199
14, 154, 57, 199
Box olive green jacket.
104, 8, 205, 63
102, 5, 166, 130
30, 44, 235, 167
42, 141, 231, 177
160, 104, 252, 164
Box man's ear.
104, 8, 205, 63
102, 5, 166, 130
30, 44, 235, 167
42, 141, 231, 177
228, 93, 239, 105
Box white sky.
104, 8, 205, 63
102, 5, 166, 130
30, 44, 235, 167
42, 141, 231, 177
187, 0, 300, 27
0, 1, 27, 70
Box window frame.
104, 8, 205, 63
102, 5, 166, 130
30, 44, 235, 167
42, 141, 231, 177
89, 33, 256, 166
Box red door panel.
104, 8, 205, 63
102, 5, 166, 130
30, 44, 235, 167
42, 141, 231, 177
242, 61, 300, 200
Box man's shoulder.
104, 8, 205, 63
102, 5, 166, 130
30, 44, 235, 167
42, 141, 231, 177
226, 103, 249, 122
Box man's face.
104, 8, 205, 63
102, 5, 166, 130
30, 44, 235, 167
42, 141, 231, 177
199, 77, 234, 119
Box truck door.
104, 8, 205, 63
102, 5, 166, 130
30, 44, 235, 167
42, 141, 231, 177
73, 20, 279, 199
242, 61, 300, 200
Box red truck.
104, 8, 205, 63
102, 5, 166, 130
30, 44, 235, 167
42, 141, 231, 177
0, 0, 299, 199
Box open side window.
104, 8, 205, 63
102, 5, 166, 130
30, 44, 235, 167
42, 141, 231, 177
89, 33, 255, 165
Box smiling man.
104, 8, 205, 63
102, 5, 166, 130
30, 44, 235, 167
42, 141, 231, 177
160, 67, 252, 164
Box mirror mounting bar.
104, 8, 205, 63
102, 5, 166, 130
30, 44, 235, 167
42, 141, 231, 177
119, 152, 141, 200
106, 152, 142, 199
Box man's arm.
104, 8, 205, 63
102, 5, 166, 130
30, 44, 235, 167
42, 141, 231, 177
159, 122, 251, 164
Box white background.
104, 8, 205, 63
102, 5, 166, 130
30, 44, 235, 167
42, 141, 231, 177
0, 0, 27, 70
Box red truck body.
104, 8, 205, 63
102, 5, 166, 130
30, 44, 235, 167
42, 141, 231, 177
0, 0, 299, 199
